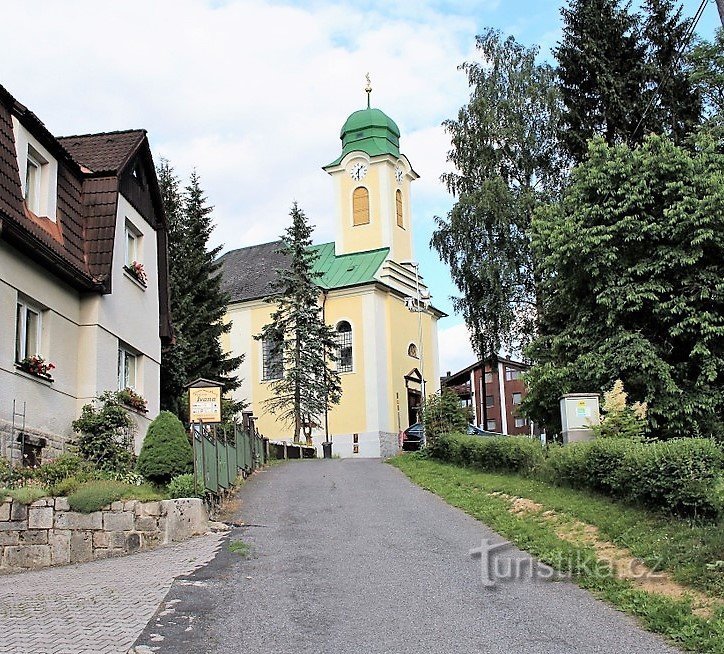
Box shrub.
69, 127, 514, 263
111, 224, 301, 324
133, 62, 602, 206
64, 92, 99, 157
48, 477, 81, 497
422, 389, 470, 448
592, 379, 647, 440
167, 473, 202, 499
9, 486, 48, 505
67, 480, 165, 513
72, 391, 135, 472
542, 438, 723, 519
136, 411, 193, 484
430, 433, 544, 475
33, 454, 95, 487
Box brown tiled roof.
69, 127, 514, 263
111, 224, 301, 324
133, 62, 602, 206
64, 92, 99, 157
58, 130, 146, 175
0, 85, 172, 344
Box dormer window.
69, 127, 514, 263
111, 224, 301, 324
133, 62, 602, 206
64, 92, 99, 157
12, 117, 58, 222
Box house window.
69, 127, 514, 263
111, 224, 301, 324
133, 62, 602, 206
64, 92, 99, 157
336, 321, 353, 373
125, 221, 141, 268
396, 189, 403, 228
352, 187, 370, 226
407, 343, 418, 358
262, 336, 283, 381
24, 151, 41, 214
515, 417, 527, 428
484, 371, 493, 384
118, 346, 137, 390
485, 394, 494, 408
486, 419, 497, 431
505, 367, 522, 381
15, 298, 42, 362
512, 392, 523, 405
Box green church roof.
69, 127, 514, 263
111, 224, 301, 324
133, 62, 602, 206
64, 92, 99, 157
310, 242, 389, 289
324, 107, 401, 168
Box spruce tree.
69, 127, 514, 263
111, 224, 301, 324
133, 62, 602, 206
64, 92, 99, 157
555, 0, 702, 162
256, 203, 342, 444
157, 163, 242, 418
555, 0, 647, 162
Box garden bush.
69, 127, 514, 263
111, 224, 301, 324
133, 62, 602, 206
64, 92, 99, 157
67, 480, 165, 513
167, 473, 202, 499
429, 433, 723, 519
33, 454, 96, 487
136, 411, 193, 484
430, 433, 544, 475
542, 438, 723, 518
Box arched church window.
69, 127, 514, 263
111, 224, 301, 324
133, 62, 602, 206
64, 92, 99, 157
336, 321, 353, 372
408, 343, 418, 358
352, 187, 370, 226
396, 189, 403, 228
262, 334, 283, 380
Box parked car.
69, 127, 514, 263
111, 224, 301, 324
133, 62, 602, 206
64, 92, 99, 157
467, 424, 505, 437
402, 422, 424, 450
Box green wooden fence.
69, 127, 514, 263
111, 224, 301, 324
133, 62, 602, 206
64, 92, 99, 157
192, 413, 267, 495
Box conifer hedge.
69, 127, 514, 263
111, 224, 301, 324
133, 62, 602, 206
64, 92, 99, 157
136, 411, 193, 484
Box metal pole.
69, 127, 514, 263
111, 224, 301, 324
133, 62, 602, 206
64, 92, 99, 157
414, 264, 426, 409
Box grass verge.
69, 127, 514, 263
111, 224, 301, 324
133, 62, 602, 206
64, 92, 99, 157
390, 454, 724, 654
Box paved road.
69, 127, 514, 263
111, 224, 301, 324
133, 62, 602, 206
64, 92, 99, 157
0, 533, 224, 654
134, 459, 680, 654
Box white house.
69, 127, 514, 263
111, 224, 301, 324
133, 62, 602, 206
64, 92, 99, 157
0, 84, 172, 465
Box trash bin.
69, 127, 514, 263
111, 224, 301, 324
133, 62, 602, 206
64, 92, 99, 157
322, 441, 332, 459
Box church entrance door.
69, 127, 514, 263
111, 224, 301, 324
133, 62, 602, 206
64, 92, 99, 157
407, 388, 422, 426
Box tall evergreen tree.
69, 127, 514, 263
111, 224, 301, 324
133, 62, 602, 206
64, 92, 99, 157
431, 29, 565, 363
256, 203, 342, 444
555, 0, 647, 162
157, 162, 242, 418
555, 0, 702, 162
688, 28, 724, 127
638, 0, 701, 142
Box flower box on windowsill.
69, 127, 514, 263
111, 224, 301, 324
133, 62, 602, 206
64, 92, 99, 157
123, 261, 147, 288
16, 356, 55, 383
118, 388, 148, 414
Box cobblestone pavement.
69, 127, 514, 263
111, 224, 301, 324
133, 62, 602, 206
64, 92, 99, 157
0, 533, 225, 654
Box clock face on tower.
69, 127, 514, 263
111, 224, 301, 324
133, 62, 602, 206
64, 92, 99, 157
349, 162, 368, 181
394, 166, 404, 183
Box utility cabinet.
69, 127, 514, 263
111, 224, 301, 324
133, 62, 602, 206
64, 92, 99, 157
560, 393, 600, 444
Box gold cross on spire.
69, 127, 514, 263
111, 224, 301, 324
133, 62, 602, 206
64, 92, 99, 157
365, 73, 372, 108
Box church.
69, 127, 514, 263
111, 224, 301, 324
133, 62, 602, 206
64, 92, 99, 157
219, 93, 443, 458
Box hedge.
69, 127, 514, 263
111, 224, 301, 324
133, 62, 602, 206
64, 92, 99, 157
429, 433, 724, 519
430, 434, 544, 475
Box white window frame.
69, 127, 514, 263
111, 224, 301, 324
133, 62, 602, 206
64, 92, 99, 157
515, 417, 527, 428
505, 367, 522, 381
486, 419, 497, 431
15, 297, 43, 362
512, 392, 523, 405
118, 346, 137, 391
335, 321, 353, 373
25, 150, 42, 214
484, 371, 493, 384
125, 220, 142, 269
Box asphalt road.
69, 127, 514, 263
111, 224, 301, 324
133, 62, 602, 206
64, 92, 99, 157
133, 459, 680, 654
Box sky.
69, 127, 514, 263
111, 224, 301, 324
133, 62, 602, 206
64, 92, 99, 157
2, 0, 720, 375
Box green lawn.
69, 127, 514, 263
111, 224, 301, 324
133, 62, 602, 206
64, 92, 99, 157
390, 454, 724, 654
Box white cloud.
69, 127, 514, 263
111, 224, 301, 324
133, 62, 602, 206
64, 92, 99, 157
437, 321, 476, 377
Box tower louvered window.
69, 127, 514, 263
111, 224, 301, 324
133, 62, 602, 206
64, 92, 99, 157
396, 189, 403, 228
352, 187, 370, 226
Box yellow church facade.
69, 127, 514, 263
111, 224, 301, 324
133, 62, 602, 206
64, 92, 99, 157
219, 102, 443, 457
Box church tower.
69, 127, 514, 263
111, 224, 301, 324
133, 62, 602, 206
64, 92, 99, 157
322, 84, 418, 263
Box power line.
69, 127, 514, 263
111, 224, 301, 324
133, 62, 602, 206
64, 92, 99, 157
631, 0, 708, 140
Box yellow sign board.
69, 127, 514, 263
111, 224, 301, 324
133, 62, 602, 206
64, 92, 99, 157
189, 386, 222, 423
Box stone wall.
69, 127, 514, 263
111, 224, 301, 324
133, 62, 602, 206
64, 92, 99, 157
0, 496, 209, 572
379, 431, 401, 459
